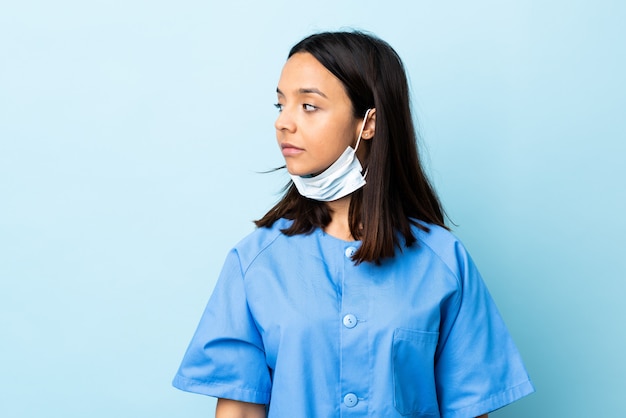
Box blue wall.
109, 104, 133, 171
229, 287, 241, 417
1, 1, 624, 416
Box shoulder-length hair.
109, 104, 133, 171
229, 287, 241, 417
255, 31, 447, 264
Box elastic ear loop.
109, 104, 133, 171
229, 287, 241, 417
354, 108, 372, 178
354, 108, 372, 152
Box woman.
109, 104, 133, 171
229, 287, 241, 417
173, 31, 534, 417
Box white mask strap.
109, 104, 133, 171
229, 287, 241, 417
354, 108, 372, 152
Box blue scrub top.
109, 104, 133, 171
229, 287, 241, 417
173, 219, 534, 417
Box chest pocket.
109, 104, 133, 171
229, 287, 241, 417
392, 328, 440, 417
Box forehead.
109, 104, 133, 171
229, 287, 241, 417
277, 52, 347, 98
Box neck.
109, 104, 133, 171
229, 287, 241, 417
324, 196, 355, 241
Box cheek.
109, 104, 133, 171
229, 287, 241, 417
318, 115, 355, 141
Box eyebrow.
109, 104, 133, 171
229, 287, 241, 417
276, 87, 328, 99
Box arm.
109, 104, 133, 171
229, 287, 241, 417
215, 398, 266, 418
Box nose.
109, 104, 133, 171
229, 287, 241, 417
274, 108, 296, 133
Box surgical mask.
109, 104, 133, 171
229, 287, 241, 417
290, 109, 372, 202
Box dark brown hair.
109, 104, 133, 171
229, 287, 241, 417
255, 31, 447, 264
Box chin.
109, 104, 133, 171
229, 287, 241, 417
285, 165, 311, 177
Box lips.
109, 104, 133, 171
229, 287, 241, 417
280, 142, 304, 157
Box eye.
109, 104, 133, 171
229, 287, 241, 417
274, 103, 283, 112
303, 103, 317, 112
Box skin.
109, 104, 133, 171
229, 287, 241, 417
215, 398, 265, 418
215, 52, 488, 418
274, 52, 375, 179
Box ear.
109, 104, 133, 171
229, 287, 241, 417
361, 108, 376, 140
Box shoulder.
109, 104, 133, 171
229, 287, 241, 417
231, 218, 294, 272
409, 221, 472, 278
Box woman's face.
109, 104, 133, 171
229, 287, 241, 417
275, 52, 363, 177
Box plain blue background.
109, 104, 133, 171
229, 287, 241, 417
1, 1, 624, 417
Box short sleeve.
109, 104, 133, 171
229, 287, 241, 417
434, 242, 535, 417
172, 249, 271, 404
